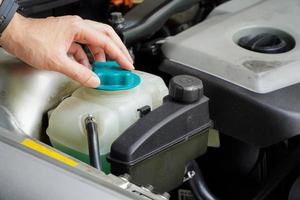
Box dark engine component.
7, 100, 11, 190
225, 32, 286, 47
160, 0, 300, 148
237, 32, 296, 54
160, 60, 300, 148
85, 115, 101, 170
109, 75, 211, 193
186, 160, 219, 200
289, 176, 300, 200
18, 0, 79, 16
116, 0, 200, 45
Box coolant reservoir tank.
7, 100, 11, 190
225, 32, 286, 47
46, 62, 168, 173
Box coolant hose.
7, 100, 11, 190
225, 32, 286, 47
85, 115, 101, 170
186, 160, 219, 200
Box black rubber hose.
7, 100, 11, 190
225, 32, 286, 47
122, 0, 200, 46
85, 115, 101, 170
186, 160, 219, 200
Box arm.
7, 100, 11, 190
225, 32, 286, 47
0, 12, 134, 88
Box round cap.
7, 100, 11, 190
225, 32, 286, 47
169, 75, 203, 103
92, 61, 141, 91
110, 12, 125, 24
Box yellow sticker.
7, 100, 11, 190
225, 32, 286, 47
21, 139, 78, 167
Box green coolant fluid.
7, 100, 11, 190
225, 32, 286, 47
51, 140, 111, 174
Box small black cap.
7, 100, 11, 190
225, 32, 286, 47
110, 12, 125, 24
169, 75, 203, 103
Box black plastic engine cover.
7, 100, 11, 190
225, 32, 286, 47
160, 59, 300, 148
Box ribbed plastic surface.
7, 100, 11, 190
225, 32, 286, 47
93, 61, 140, 91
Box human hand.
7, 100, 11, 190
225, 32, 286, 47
0, 13, 134, 88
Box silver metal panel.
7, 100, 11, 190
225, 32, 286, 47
162, 0, 300, 93
0, 49, 80, 138
0, 127, 167, 200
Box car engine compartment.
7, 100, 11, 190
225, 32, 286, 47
1, 0, 300, 200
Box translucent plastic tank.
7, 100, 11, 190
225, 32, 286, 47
47, 62, 168, 173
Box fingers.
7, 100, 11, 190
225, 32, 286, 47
69, 42, 106, 63
71, 20, 135, 70
84, 20, 133, 63
59, 55, 100, 88
68, 43, 90, 67
88, 45, 106, 62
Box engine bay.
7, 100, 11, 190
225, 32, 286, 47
1, 0, 300, 200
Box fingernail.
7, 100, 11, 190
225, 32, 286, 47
86, 74, 100, 88
130, 63, 135, 70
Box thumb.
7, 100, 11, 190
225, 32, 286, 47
59, 56, 100, 88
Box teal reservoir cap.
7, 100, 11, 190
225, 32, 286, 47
92, 61, 141, 91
